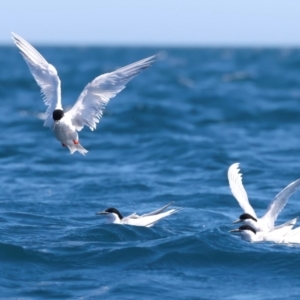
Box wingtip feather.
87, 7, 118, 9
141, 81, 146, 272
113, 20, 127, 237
228, 162, 242, 180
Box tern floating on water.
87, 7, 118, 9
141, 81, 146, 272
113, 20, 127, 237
230, 218, 300, 244
12, 33, 156, 155
96, 202, 180, 227
228, 163, 300, 232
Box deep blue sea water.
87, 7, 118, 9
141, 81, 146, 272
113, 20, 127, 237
1, 46, 300, 299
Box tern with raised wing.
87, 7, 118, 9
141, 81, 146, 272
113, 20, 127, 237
96, 202, 180, 227
228, 163, 300, 232
12, 33, 156, 155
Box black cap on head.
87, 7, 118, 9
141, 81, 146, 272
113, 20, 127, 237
53, 109, 64, 121
239, 225, 256, 234
239, 213, 257, 222
105, 208, 123, 219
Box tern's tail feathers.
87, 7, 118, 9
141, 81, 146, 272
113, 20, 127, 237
75, 143, 88, 155
67, 143, 88, 155
274, 217, 299, 230
268, 218, 298, 239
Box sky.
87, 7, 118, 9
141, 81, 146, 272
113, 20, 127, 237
1, 0, 300, 46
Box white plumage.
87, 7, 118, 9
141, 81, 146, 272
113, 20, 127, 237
96, 202, 180, 227
12, 32, 156, 155
228, 163, 300, 232
230, 218, 300, 244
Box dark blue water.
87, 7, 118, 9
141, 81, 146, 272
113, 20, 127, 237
1, 46, 300, 299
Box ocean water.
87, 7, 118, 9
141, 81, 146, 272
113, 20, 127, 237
1, 46, 300, 299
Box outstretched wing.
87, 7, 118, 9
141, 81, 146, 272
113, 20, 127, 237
12, 33, 62, 128
141, 202, 174, 217
261, 178, 300, 229
66, 55, 156, 131
140, 209, 179, 227
227, 163, 257, 218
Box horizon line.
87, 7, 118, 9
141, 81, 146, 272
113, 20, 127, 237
1, 41, 300, 49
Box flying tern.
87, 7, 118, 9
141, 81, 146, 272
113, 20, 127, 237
96, 202, 180, 227
12, 33, 156, 155
228, 163, 300, 232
